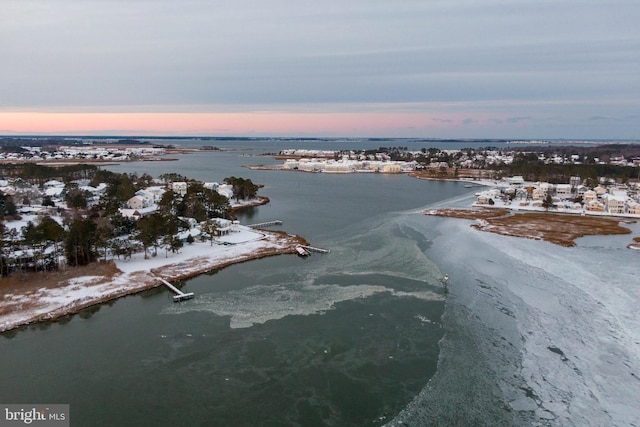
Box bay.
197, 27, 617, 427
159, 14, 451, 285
0, 143, 472, 426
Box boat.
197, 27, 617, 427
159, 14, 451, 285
295, 246, 311, 257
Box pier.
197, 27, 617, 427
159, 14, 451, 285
299, 245, 330, 254
247, 220, 283, 228
158, 277, 194, 302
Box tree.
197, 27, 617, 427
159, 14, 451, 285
158, 190, 179, 216
136, 213, 178, 258
42, 195, 55, 207
136, 214, 164, 258
38, 215, 66, 270
65, 218, 98, 266
162, 235, 183, 257
542, 193, 555, 210
135, 173, 155, 190
0, 222, 8, 276
65, 188, 89, 209
223, 177, 259, 201
201, 219, 219, 246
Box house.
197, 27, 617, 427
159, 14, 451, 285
531, 188, 546, 200
142, 186, 166, 202
43, 180, 65, 189
381, 163, 402, 173
118, 205, 157, 219
475, 189, 500, 205
172, 182, 188, 196
582, 190, 597, 203
627, 202, 640, 215
507, 176, 525, 185
555, 184, 572, 199
216, 184, 234, 199
594, 186, 607, 196
44, 186, 65, 200
127, 196, 146, 210
585, 200, 605, 212
604, 194, 626, 214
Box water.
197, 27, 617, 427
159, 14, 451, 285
0, 143, 470, 426
2, 139, 639, 426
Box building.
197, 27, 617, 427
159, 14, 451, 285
585, 200, 605, 212
556, 184, 572, 199
172, 182, 188, 196
127, 196, 146, 210
583, 190, 597, 203
381, 163, 402, 173
604, 195, 626, 214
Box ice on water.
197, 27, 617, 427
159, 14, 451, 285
391, 204, 640, 426
162, 216, 445, 329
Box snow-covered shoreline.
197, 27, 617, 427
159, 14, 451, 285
0, 227, 307, 333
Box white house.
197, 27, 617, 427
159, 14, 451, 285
172, 182, 188, 196
604, 194, 626, 214
216, 184, 234, 199
127, 195, 146, 210
555, 184, 572, 199
507, 176, 525, 185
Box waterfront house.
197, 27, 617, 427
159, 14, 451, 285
627, 202, 640, 215
532, 188, 546, 200
604, 194, 626, 214
585, 200, 605, 212
583, 190, 598, 203
556, 184, 572, 199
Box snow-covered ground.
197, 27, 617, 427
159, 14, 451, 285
0, 226, 303, 333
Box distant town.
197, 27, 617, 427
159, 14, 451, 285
273, 144, 640, 217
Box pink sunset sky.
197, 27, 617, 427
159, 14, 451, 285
0, 109, 511, 138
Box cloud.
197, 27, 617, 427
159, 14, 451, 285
1, 0, 639, 138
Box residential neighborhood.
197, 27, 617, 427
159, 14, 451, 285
0, 166, 262, 276
474, 176, 640, 217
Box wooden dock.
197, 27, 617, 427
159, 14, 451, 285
299, 245, 330, 254
158, 277, 194, 302
247, 220, 283, 228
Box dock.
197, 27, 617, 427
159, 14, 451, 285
158, 277, 194, 302
247, 220, 283, 228
299, 245, 330, 254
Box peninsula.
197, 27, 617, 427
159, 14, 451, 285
0, 164, 308, 333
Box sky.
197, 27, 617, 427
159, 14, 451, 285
1, 0, 639, 139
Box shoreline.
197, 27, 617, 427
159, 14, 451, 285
0, 228, 308, 334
